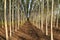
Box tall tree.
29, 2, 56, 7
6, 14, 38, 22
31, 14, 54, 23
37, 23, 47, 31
12, 0, 14, 33
9, 0, 12, 37
51, 0, 54, 40
46, 0, 49, 35
41, 0, 44, 32
17, 1, 20, 29
4, 0, 8, 40
56, 0, 59, 28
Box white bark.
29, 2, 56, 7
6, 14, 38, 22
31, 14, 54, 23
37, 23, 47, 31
51, 0, 54, 40
4, 0, 8, 40
56, 0, 59, 28
38, 3, 41, 29
41, 0, 44, 32
18, 2, 20, 29
46, 0, 49, 35
21, 11, 22, 25
15, 0, 17, 32
12, 0, 14, 33
9, 0, 12, 37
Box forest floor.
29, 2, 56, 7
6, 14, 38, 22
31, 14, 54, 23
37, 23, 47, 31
0, 21, 60, 40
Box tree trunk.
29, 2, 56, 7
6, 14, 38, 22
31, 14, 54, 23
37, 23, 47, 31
56, 0, 59, 28
46, 0, 49, 35
56, 14, 58, 28
41, 0, 44, 33
14, 0, 17, 32
4, 0, 8, 40
12, 0, 14, 33
17, 2, 20, 29
9, 0, 12, 37
51, 0, 54, 40
39, 4, 41, 29
2, 18, 4, 28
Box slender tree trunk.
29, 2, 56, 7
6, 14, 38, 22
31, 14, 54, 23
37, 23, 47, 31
35, 12, 36, 26
9, 0, 12, 37
39, 4, 41, 29
4, 0, 8, 40
12, 0, 14, 33
21, 10, 22, 25
18, 2, 20, 29
32, 13, 34, 24
51, 0, 54, 40
46, 0, 49, 35
41, 0, 44, 32
2, 18, 4, 28
56, 14, 58, 28
53, 13, 56, 27
20, 11, 21, 26
56, 0, 59, 28
14, 0, 17, 32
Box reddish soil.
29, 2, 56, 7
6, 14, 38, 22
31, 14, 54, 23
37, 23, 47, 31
0, 21, 60, 40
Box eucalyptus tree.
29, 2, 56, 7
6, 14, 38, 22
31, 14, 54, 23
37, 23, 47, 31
40, 0, 44, 32
56, 0, 59, 28
38, 0, 41, 29
12, 0, 14, 33
14, 0, 18, 31
17, 1, 20, 29
50, 0, 60, 28
34, 0, 41, 29
4, 0, 8, 40
9, 0, 12, 37
46, 0, 49, 35
51, 0, 54, 40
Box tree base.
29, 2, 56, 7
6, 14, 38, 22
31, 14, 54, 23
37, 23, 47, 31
27, 18, 29, 21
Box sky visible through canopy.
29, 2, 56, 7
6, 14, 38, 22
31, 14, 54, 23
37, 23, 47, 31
21, 0, 34, 18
